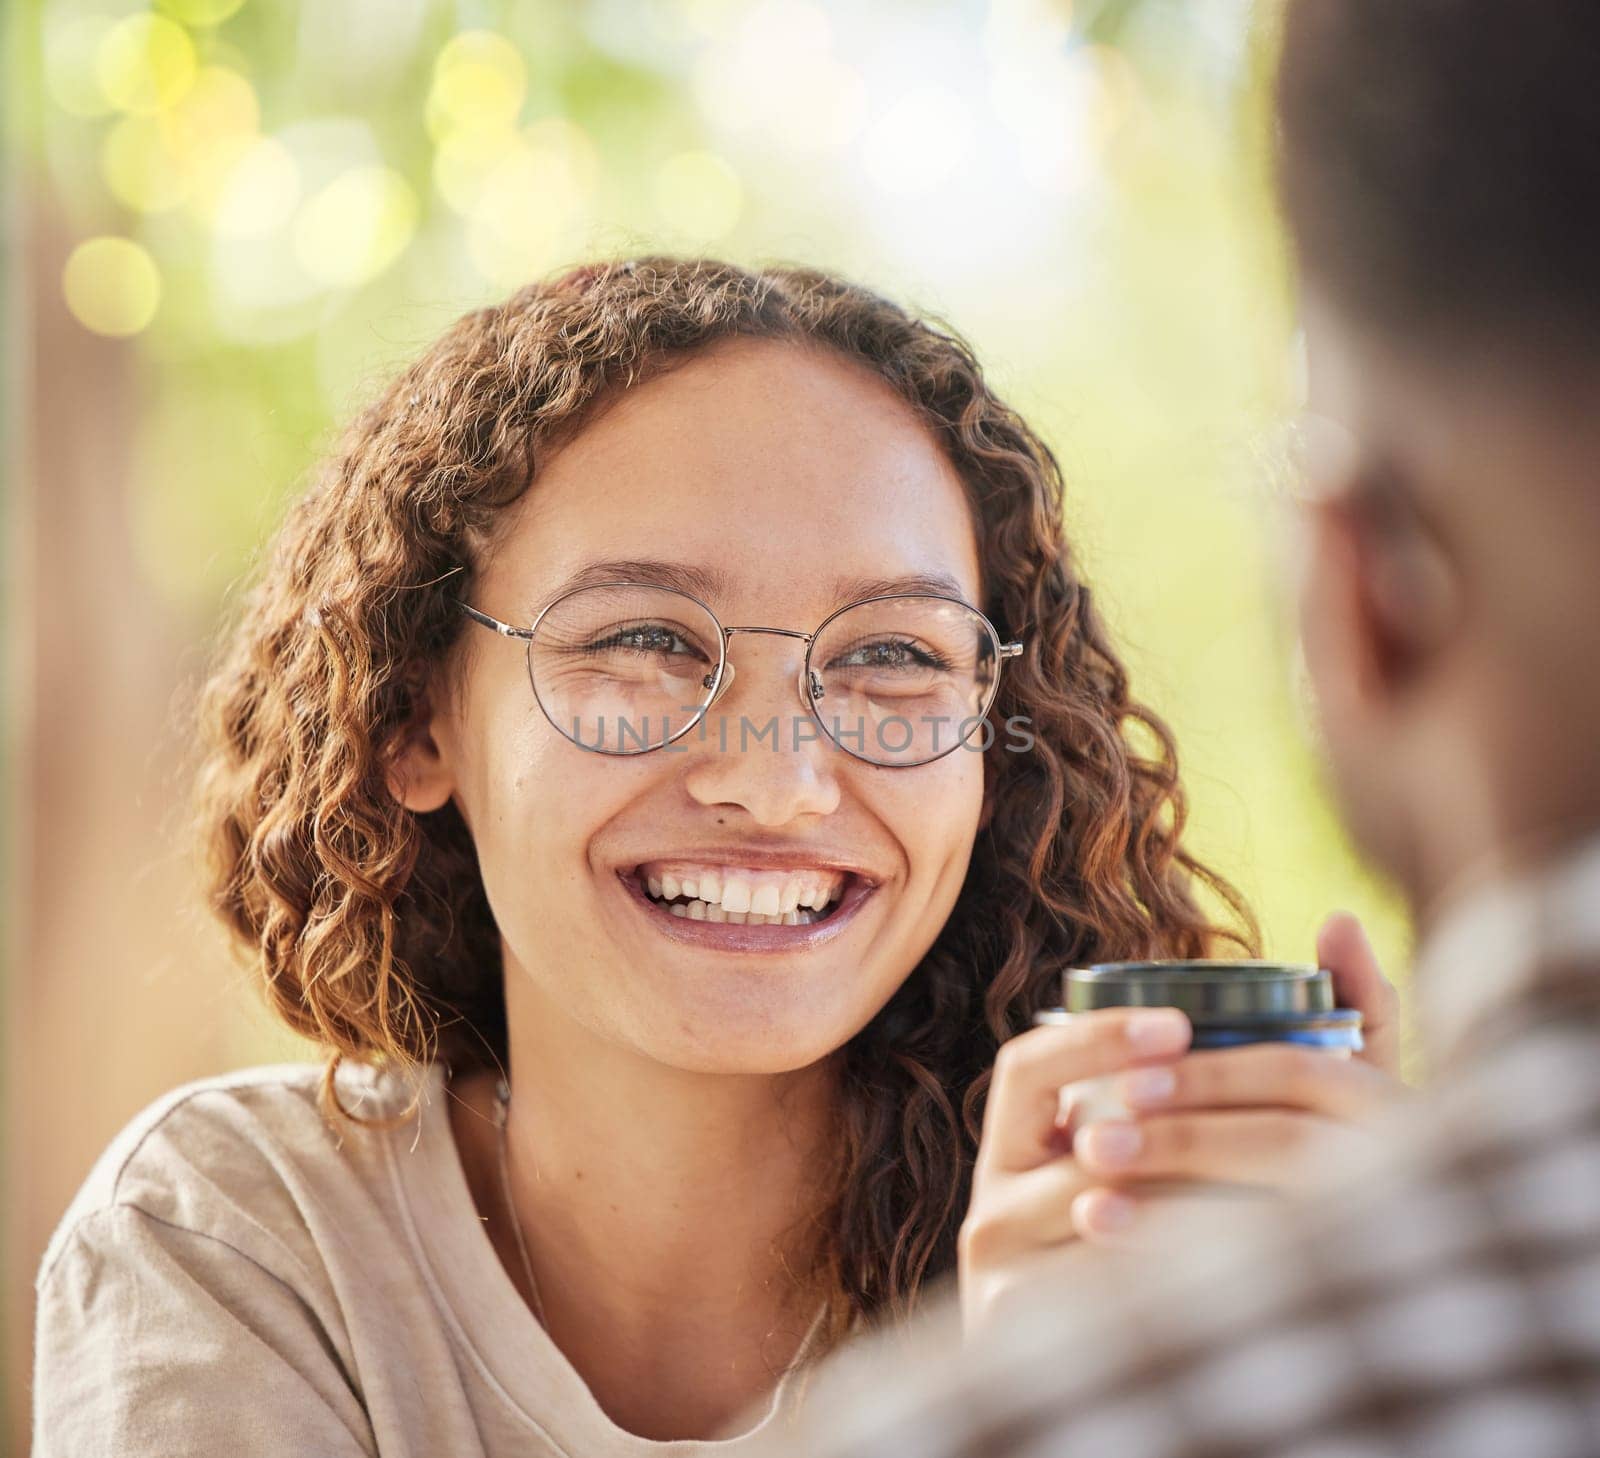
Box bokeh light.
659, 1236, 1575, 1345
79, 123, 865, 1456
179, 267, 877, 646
101, 116, 190, 212
61, 236, 162, 337
44, 12, 119, 119
433, 125, 518, 215
426, 29, 529, 141
208, 136, 301, 237
100, 66, 261, 215
95, 14, 198, 117
464, 118, 599, 289
292, 165, 419, 287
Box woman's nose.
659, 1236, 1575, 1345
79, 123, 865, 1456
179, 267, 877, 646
684, 636, 841, 823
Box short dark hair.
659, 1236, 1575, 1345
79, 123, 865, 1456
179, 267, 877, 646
1276, 0, 1600, 356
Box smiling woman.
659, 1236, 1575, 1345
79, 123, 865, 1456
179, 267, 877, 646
30, 259, 1262, 1457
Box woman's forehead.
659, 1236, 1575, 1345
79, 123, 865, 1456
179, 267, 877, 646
482, 340, 984, 614
546, 337, 957, 489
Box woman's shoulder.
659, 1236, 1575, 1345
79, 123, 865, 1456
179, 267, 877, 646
37, 1059, 436, 1293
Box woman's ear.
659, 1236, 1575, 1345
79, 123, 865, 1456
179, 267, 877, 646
385, 693, 456, 813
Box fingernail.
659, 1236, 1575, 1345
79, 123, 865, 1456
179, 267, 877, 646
1123, 1066, 1177, 1106
1127, 1009, 1189, 1052
1079, 1122, 1143, 1167
1090, 1191, 1136, 1233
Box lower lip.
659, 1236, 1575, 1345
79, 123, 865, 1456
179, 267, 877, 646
617, 871, 877, 953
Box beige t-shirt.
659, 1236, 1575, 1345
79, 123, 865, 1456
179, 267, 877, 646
33, 1060, 817, 1457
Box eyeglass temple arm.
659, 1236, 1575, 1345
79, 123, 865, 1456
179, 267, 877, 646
455, 599, 536, 640
1000, 641, 1024, 658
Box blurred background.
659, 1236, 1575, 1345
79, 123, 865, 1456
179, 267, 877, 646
2, 0, 1410, 1447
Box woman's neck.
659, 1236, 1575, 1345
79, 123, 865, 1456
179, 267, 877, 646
451, 978, 841, 1441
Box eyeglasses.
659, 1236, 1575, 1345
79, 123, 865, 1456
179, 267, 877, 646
456, 582, 1024, 767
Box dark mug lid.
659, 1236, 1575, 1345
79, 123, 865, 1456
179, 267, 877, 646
1064, 961, 1337, 1020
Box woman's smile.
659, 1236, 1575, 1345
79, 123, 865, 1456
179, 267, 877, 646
615, 848, 884, 952
640, 861, 849, 920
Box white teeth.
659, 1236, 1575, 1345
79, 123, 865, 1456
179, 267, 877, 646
641, 864, 851, 922
652, 895, 827, 928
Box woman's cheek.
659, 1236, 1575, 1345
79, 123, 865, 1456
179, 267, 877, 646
880, 756, 984, 919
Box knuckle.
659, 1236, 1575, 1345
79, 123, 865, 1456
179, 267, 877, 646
1165, 1058, 1202, 1102
992, 1037, 1034, 1082
958, 1213, 1000, 1268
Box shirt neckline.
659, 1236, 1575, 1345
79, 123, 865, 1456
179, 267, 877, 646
381, 1060, 817, 1455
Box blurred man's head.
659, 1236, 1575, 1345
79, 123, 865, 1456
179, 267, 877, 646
1277, 0, 1600, 923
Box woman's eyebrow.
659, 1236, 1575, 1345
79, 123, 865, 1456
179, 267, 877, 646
541, 561, 972, 609
548, 558, 734, 601
829, 570, 971, 602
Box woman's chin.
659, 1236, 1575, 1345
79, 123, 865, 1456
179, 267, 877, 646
621, 1006, 870, 1077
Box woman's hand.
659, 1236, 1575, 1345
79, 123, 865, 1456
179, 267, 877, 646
958, 912, 1407, 1337
958, 1004, 1194, 1337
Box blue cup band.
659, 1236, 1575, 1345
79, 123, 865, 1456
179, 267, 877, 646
1190, 1025, 1365, 1053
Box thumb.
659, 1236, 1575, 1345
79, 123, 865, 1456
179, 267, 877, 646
1317, 910, 1402, 1076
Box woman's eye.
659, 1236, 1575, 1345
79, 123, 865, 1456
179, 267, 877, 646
620, 627, 677, 652
593, 623, 701, 656
835, 638, 944, 671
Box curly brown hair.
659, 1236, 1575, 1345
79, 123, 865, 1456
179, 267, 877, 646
193, 256, 1258, 1346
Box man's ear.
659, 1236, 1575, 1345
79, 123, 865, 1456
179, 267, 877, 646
1349, 491, 1463, 701
384, 693, 456, 813
1302, 491, 1462, 716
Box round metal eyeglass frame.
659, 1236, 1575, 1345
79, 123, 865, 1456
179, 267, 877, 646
454, 582, 1026, 767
